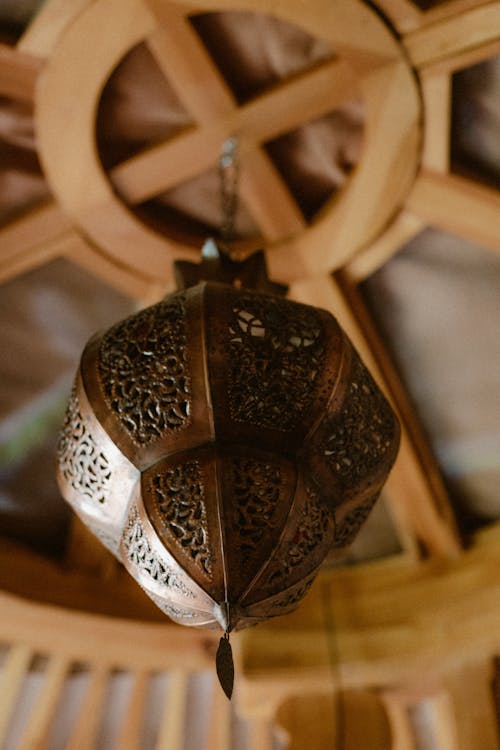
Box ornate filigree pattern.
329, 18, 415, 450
150, 461, 212, 577
322, 354, 397, 489
334, 492, 379, 548
230, 458, 282, 556
228, 294, 325, 431
265, 486, 331, 586
122, 508, 194, 597
98, 296, 191, 445
57, 387, 111, 504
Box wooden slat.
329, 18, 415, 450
405, 1, 500, 72
247, 717, 274, 750
65, 667, 109, 750
0, 202, 72, 265
206, 682, 231, 750
17, 655, 68, 750
435, 660, 500, 750
289, 274, 461, 558
63, 234, 161, 301
155, 671, 187, 750
407, 170, 500, 256
115, 671, 150, 750
275, 693, 337, 750
0, 645, 32, 743
381, 693, 417, 750
421, 74, 451, 172
374, 0, 423, 32
0, 43, 41, 101
344, 210, 424, 282
418, 0, 494, 25
17, 0, 92, 57
0, 590, 217, 673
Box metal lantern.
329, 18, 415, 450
56, 244, 400, 633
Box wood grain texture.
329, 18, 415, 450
408, 170, 500, 256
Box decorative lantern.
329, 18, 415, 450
57, 241, 400, 637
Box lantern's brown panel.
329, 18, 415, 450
80, 288, 214, 469
204, 284, 345, 454
57, 281, 400, 631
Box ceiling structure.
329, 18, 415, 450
0, 0, 500, 747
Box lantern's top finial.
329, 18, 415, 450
174, 238, 288, 296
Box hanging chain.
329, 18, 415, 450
218, 136, 239, 253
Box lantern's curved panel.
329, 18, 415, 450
218, 449, 297, 601
304, 347, 400, 505
80, 288, 213, 469
57, 281, 400, 631
120, 500, 214, 613
204, 284, 345, 453
142, 447, 225, 602
56, 371, 139, 552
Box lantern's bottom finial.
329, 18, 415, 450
214, 600, 240, 633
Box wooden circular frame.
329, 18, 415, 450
35, 0, 420, 285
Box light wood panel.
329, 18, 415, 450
0, 43, 41, 101
374, 0, 423, 32
115, 671, 150, 750
344, 210, 424, 282
17, 0, 92, 57
65, 667, 109, 750
17, 655, 68, 750
436, 660, 500, 750
0, 590, 217, 672
0, 645, 33, 744
206, 680, 231, 750
421, 74, 451, 172
405, 0, 500, 72
155, 672, 187, 750
408, 170, 500, 256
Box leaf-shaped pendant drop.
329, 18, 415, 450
216, 633, 234, 700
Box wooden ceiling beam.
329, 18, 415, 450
0, 43, 41, 101
289, 273, 461, 559
17, 0, 92, 58
405, 1, 500, 72
408, 170, 500, 256
344, 210, 424, 283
